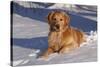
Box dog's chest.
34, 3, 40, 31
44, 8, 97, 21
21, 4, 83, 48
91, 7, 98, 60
48, 32, 62, 47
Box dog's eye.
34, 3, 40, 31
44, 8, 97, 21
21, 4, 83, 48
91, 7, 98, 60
53, 18, 56, 20
60, 19, 63, 21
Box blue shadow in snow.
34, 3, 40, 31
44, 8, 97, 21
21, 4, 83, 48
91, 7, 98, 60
12, 2, 57, 22
69, 14, 97, 32
12, 37, 48, 52
78, 12, 97, 17
76, 5, 97, 12
12, 2, 97, 32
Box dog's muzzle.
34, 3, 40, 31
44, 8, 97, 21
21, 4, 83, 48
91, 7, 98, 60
50, 24, 60, 32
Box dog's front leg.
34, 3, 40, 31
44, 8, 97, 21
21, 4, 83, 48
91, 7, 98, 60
59, 43, 75, 54
41, 47, 54, 59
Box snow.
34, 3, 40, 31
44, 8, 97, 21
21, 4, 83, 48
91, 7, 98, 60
12, 2, 97, 67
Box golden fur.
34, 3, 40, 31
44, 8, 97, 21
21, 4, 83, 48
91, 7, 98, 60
41, 11, 86, 59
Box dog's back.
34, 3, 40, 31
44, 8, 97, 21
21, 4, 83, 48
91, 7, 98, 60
72, 28, 86, 47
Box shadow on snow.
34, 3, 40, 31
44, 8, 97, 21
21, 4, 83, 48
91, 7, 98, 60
12, 36, 48, 51
12, 2, 97, 32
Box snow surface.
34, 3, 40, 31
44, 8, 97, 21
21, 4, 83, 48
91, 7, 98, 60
12, 2, 97, 67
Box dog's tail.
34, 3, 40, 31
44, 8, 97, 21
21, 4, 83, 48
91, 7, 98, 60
75, 30, 87, 47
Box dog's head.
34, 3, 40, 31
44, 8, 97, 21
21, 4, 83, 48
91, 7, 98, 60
47, 11, 70, 32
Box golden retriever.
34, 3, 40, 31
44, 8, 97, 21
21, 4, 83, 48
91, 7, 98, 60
41, 11, 86, 59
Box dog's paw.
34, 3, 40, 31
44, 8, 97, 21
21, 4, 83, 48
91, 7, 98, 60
59, 48, 70, 54
37, 53, 58, 61
37, 56, 50, 61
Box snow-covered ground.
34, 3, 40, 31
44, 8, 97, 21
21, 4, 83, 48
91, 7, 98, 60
12, 2, 97, 67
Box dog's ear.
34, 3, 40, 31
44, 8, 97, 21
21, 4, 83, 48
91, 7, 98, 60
47, 11, 54, 24
64, 12, 70, 27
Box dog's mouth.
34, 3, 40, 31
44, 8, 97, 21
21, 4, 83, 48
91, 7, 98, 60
50, 24, 60, 32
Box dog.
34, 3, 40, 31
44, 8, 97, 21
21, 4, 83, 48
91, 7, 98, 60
41, 11, 86, 59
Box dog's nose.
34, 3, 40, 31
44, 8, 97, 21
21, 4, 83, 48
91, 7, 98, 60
55, 24, 59, 29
